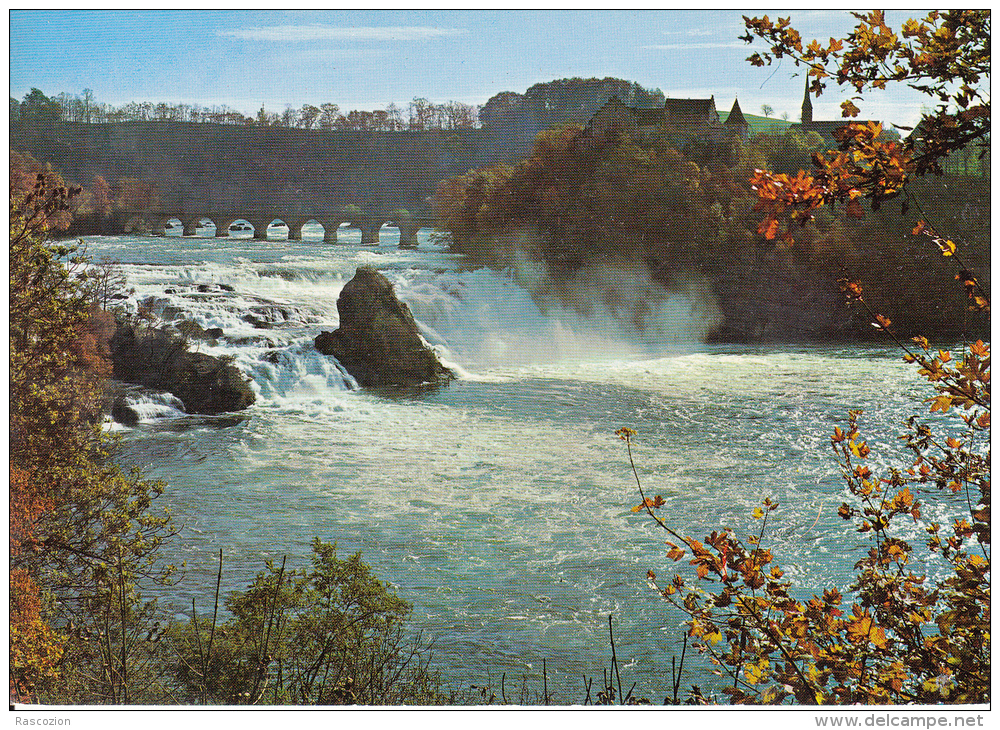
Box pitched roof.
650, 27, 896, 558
792, 120, 860, 138
631, 107, 666, 126
724, 98, 748, 127
663, 97, 717, 124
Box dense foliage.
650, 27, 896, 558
741, 10, 990, 243
167, 540, 446, 705
616, 8, 990, 706
480, 77, 664, 130
433, 124, 986, 341
9, 163, 176, 702
9, 159, 442, 706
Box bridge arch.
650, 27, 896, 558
384, 210, 421, 248
264, 218, 290, 240
182, 216, 217, 236
144, 208, 433, 245
154, 216, 183, 236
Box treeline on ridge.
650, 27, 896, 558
10, 78, 664, 134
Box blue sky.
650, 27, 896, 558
10, 9, 934, 128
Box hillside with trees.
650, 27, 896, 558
433, 110, 988, 342
10, 87, 479, 132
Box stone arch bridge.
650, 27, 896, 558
10, 120, 505, 247
146, 207, 436, 247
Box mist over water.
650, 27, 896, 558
90, 227, 954, 700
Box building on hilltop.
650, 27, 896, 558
790, 77, 879, 141
587, 94, 739, 143
722, 98, 750, 140
663, 97, 721, 132
585, 95, 647, 137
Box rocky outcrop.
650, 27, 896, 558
314, 267, 454, 388
110, 324, 255, 414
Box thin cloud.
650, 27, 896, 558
641, 42, 746, 51
217, 25, 466, 42
661, 28, 716, 37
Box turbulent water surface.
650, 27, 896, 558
85, 224, 957, 701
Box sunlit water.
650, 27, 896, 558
83, 223, 968, 702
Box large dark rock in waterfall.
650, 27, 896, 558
110, 324, 256, 414
315, 267, 454, 389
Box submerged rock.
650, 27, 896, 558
315, 267, 454, 389
110, 324, 255, 414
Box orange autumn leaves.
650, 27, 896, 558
749, 122, 910, 245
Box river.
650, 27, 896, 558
83, 223, 958, 702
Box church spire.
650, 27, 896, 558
801, 77, 813, 125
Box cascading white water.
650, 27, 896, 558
89, 227, 964, 700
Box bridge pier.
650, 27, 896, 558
359, 224, 381, 245
397, 221, 421, 249
151, 217, 170, 236
249, 218, 271, 240
182, 217, 200, 237
322, 221, 339, 243
287, 220, 304, 241
214, 217, 234, 237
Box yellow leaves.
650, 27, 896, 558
760, 217, 780, 241
967, 553, 988, 569
936, 238, 957, 257
632, 495, 666, 513
839, 279, 864, 301
969, 339, 989, 358
832, 426, 846, 443
849, 439, 870, 458
901, 17, 929, 39
890, 487, 914, 511
615, 426, 636, 441
744, 658, 770, 685
928, 395, 952, 413
752, 507, 765, 520
847, 615, 888, 649
840, 99, 861, 118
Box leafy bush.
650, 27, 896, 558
10, 160, 176, 704
166, 539, 448, 705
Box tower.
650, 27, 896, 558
801, 77, 813, 126
724, 97, 750, 139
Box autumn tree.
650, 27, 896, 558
740, 10, 990, 243
620, 9, 989, 705
9, 163, 176, 703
